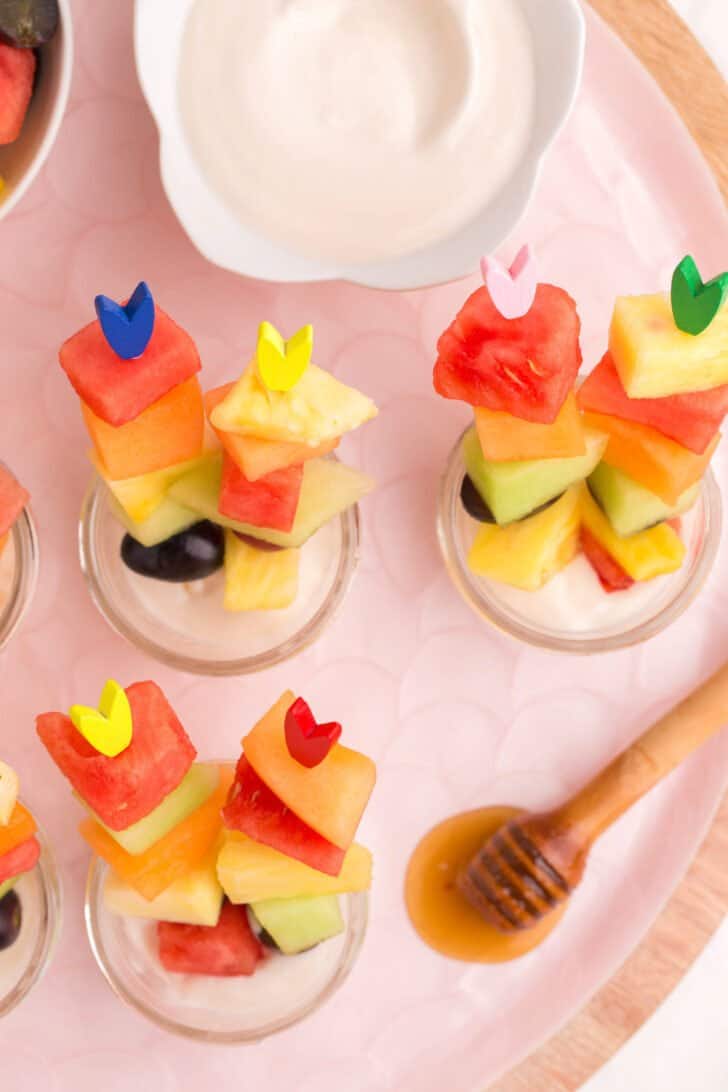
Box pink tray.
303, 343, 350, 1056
3, 2, 728, 1089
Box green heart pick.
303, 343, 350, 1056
671, 255, 728, 336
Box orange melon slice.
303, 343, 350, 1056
0, 803, 36, 859
475, 392, 585, 461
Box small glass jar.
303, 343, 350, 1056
85, 856, 368, 1042
0, 827, 62, 1017
78, 478, 360, 676
0, 497, 39, 652
437, 430, 722, 654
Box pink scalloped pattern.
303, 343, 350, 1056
2, 3, 728, 1089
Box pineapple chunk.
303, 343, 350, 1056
103, 849, 224, 926
580, 485, 685, 581
217, 833, 372, 903
467, 485, 581, 590
209, 360, 378, 446
93, 448, 219, 523
610, 293, 728, 397
223, 531, 299, 611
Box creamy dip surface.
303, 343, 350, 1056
178, 0, 535, 263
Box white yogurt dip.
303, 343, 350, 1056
178, 0, 535, 263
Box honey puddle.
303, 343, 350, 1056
405, 807, 566, 962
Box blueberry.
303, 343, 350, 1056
460, 476, 495, 523
0, 889, 21, 951
0, 0, 59, 48
121, 521, 225, 583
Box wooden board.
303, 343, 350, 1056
493, 2, 728, 1088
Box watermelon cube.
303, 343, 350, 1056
36, 681, 196, 831
218, 453, 303, 532
434, 284, 583, 423
82, 376, 205, 479
578, 353, 728, 455
223, 757, 345, 877
157, 900, 264, 977
243, 692, 376, 850
60, 306, 201, 427
0, 43, 35, 145
0, 835, 40, 886
0, 465, 29, 538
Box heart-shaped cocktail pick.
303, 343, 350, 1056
671, 255, 728, 336
0, 761, 19, 826
257, 321, 313, 392
70, 679, 133, 758
284, 697, 342, 769
481, 245, 538, 320
95, 281, 156, 360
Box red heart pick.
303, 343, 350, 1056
284, 697, 342, 769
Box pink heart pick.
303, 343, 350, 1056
480, 245, 537, 320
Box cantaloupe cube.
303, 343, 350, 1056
217, 832, 372, 903
209, 361, 377, 446
610, 293, 728, 398
204, 384, 339, 480
580, 485, 685, 580
94, 449, 219, 523
82, 377, 205, 479
475, 393, 585, 462
582, 410, 718, 504
223, 532, 299, 611
79, 766, 233, 901
467, 485, 581, 590
243, 692, 376, 849
103, 848, 224, 926
0, 803, 36, 859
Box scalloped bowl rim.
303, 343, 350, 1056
134, 0, 585, 289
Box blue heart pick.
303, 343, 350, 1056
95, 282, 156, 360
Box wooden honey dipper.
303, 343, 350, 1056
459, 660, 728, 933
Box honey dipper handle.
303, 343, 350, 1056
556, 661, 728, 842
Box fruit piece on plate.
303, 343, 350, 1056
36, 680, 196, 831
82, 377, 205, 480
243, 692, 376, 849
0, 835, 40, 885
223, 531, 299, 612
610, 292, 728, 398
158, 899, 264, 977
218, 833, 372, 903
169, 453, 373, 549
103, 847, 224, 927
588, 462, 700, 538
434, 283, 582, 423
475, 392, 585, 462
204, 383, 339, 480
80, 766, 233, 901
250, 894, 344, 955
94, 449, 219, 524
0, 802, 36, 859
582, 410, 718, 504
108, 493, 200, 549
121, 521, 224, 584
580, 527, 635, 593
462, 425, 607, 525
209, 361, 377, 446
219, 453, 302, 532
0, 42, 35, 145
60, 306, 201, 427
580, 484, 685, 580
87, 763, 220, 855
223, 757, 345, 876
0, 464, 29, 538
467, 485, 581, 591
578, 352, 728, 455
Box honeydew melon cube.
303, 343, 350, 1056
250, 895, 344, 954
588, 463, 700, 538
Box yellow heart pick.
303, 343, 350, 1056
70, 679, 133, 758
0, 761, 19, 826
256, 321, 313, 392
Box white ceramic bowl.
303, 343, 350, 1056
0, 0, 73, 222
135, 0, 585, 289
